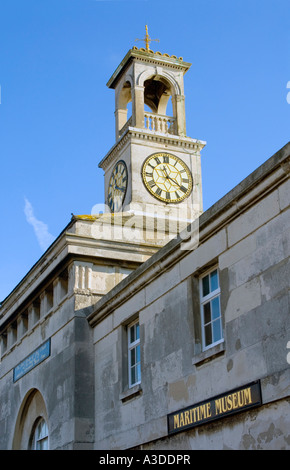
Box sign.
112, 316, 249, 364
167, 381, 262, 435
13, 339, 51, 382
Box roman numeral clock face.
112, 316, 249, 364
108, 160, 128, 212
142, 153, 193, 203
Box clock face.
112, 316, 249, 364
108, 160, 128, 212
142, 153, 193, 203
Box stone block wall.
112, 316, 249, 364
90, 154, 290, 449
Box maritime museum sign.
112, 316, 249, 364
167, 381, 262, 435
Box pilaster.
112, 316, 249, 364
175, 94, 186, 137
28, 302, 40, 328
132, 85, 145, 129
17, 312, 28, 340
7, 323, 17, 349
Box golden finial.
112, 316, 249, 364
135, 25, 159, 52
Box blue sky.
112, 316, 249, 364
0, 0, 289, 301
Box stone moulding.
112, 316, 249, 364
106, 48, 191, 90
98, 127, 206, 171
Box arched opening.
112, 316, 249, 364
143, 77, 172, 116
118, 80, 132, 110
12, 389, 49, 450
115, 72, 183, 137
117, 81, 132, 136
143, 76, 175, 134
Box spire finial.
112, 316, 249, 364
135, 25, 159, 52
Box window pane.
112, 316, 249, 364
42, 439, 48, 450
130, 326, 135, 344
213, 318, 222, 343
37, 438, 48, 450
203, 302, 211, 324
202, 275, 210, 297
131, 367, 136, 385
136, 363, 141, 383
210, 269, 219, 291
211, 296, 220, 320
136, 323, 140, 340
36, 441, 42, 450
205, 324, 212, 346
130, 348, 136, 366
136, 344, 140, 363
31, 419, 48, 450
39, 420, 48, 439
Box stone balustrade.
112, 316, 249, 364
144, 112, 175, 134
119, 113, 176, 137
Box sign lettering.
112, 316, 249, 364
167, 381, 262, 435
13, 339, 51, 382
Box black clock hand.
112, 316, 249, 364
162, 165, 169, 176
162, 165, 174, 182
162, 166, 180, 186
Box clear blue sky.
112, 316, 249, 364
0, 0, 289, 301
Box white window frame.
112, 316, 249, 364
199, 267, 223, 351
128, 320, 141, 388
30, 417, 49, 450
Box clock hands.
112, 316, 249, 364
162, 165, 182, 188
142, 153, 192, 202
114, 185, 125, 192
162, 165, 169, 178
108, 161, 128, 212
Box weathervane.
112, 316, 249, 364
135, 25, 159, 52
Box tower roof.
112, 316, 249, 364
106, 47, 191, 90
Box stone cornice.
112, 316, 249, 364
0, 215, 163, 325
107, 48, 191, 89
98, 127, 206, 170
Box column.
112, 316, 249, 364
28, 301, 40, 328
17, 312, 28, 339
174, 94, 186, 137
115, 108, 128, 140
132, 85, 144, 129
7, 322, 17, 349
0, 333, 7, 356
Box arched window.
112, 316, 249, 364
13, 389, 49, 450
30, 418, 49, 450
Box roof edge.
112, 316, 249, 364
106, 47, 191, 89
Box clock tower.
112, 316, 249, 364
98, 28, 206, 232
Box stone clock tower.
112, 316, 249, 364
98, 29, 206, 233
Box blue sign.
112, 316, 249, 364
13, 339, 51, 382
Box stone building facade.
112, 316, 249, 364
87, 141, 290, 450
0, 42, 289, 450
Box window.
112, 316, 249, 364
200, 268, 223, 351
128, 320, 141, 388
30, 418, 49, 450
